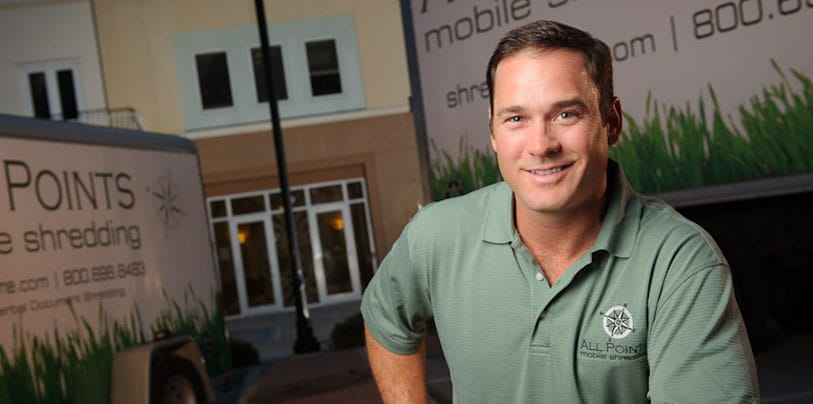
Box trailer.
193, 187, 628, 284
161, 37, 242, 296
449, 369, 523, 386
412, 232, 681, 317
0, 114, 229, 403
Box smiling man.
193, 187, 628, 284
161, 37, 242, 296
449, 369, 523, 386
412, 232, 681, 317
361, 20, 758, 403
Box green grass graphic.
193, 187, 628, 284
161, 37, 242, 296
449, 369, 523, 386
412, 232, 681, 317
430, 61, 813, 198
0, 287, 229, 404
612, 61, 812, 193
431, 137, 501, 200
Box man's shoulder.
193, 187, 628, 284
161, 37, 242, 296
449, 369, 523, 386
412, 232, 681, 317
395, 182, 509, 252
412, 182, 506, 225
635, 195, 727, 269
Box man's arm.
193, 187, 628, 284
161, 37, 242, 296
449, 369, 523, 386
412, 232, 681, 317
648, 264, 759, 403
365, 325, 428, 404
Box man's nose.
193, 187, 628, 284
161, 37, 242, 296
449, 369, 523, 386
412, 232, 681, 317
527, 124, 561, 157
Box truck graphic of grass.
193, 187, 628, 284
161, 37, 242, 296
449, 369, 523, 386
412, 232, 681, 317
431, 61, 812, 198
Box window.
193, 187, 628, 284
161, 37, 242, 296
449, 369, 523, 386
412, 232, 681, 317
305, 39, 342, 96
22, 64, 81, 120
230, 195, 265, 215
309, 184, 342, 204
251, 46, 288, 102
195, 52, 233, 109
209, 200, 227, 218
175, 15, 364, 130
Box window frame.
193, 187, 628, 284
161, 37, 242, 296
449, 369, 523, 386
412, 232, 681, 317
19, 61, 84, 120
194, 50, 235, 110
303, 37, 343, 97
249, 43, 290, 103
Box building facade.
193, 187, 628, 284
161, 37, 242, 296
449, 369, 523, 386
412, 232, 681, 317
0, 0, 425, 318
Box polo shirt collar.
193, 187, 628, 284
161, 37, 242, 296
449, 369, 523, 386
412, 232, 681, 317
480, 159, 640, 259
592, 159, 639, 258
481, 182, 515, 244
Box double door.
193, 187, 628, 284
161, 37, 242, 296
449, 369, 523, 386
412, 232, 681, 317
230, 203, 362, 315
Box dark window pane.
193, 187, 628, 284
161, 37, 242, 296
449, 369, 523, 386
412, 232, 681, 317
213, 222, 240, 315
56, 69, 78, 120
274, 212, 318, 306
239, 221, 275, 307
351, 203, 375, 287
269, 193, 283, 211
305, 39, 342, 96
269, 189, 305, 211
347, 182, 363, 199
309, 185, 342, 204
251, 46, 287, 102
317, 210, 352, 295
291, 190, 305, 207
231, 195, 264, 215
195, 52, 233, 109
28, 72, 50, 119
209, 200, 226, 218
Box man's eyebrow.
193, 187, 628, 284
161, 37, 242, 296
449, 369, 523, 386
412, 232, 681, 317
550, 98, 588, 110
494, 105, 526, 117
494, 98, 590, 117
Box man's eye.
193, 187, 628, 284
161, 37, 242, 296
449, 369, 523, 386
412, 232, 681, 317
559, 111, 575, 119
507, 116, 522, 123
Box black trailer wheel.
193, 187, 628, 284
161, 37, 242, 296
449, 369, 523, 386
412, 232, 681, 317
159, 372, 197, 404
152, 357, 205, 404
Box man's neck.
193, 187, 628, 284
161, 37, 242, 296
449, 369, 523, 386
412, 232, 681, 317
514, 195, 607, 285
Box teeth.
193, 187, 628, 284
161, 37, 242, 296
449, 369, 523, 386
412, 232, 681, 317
531, 166, 563, 175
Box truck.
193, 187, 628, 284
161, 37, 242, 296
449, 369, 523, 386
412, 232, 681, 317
0, 114, 229, 403
399, 0, 813, 352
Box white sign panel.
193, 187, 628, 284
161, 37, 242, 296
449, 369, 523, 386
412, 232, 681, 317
0, 137, 216, 347
409, 0, 813, 195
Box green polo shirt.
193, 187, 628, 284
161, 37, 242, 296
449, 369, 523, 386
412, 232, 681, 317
361, 161, 759, 403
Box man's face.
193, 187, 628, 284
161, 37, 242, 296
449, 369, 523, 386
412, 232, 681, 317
489, 48, 621, 220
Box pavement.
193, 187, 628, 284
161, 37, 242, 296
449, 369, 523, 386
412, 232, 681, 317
214, 299, 813, 403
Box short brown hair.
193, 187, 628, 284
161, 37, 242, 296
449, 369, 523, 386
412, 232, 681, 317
486, 20, 614, 121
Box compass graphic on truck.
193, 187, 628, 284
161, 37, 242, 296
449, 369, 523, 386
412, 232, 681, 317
148, 172, 184, 230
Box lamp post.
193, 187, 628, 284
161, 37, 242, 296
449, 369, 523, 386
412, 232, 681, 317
253, 0, 320, 354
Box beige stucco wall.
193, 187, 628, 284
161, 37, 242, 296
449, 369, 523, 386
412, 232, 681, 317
91, 1, 180, 133
93, 0, 423, 255
92, 0, 411, 135
0, 0, 106, 116
195, 111, 422, 257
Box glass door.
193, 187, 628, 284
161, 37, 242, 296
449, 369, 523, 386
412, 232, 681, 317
308, 203, 361, 303
230, 214, 282, 313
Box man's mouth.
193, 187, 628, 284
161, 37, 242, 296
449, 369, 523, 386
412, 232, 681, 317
527, 163, 571, 176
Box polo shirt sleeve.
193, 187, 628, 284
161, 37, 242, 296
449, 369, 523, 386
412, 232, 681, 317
361, 218, 433, 355
648, 261, 760, 403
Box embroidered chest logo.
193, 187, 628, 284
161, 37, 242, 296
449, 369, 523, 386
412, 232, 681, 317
578, 303, 645, 361
602, 304, 634, 339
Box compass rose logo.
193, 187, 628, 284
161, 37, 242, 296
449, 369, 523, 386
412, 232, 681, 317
148, 172, 184, 231
602, 305, 634, 339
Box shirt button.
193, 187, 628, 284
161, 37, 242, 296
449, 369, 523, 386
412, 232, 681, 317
535, 272, 544, 281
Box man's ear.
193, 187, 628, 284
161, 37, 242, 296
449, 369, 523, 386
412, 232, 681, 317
488, 107, 498, 152
607, 97, 623, 146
